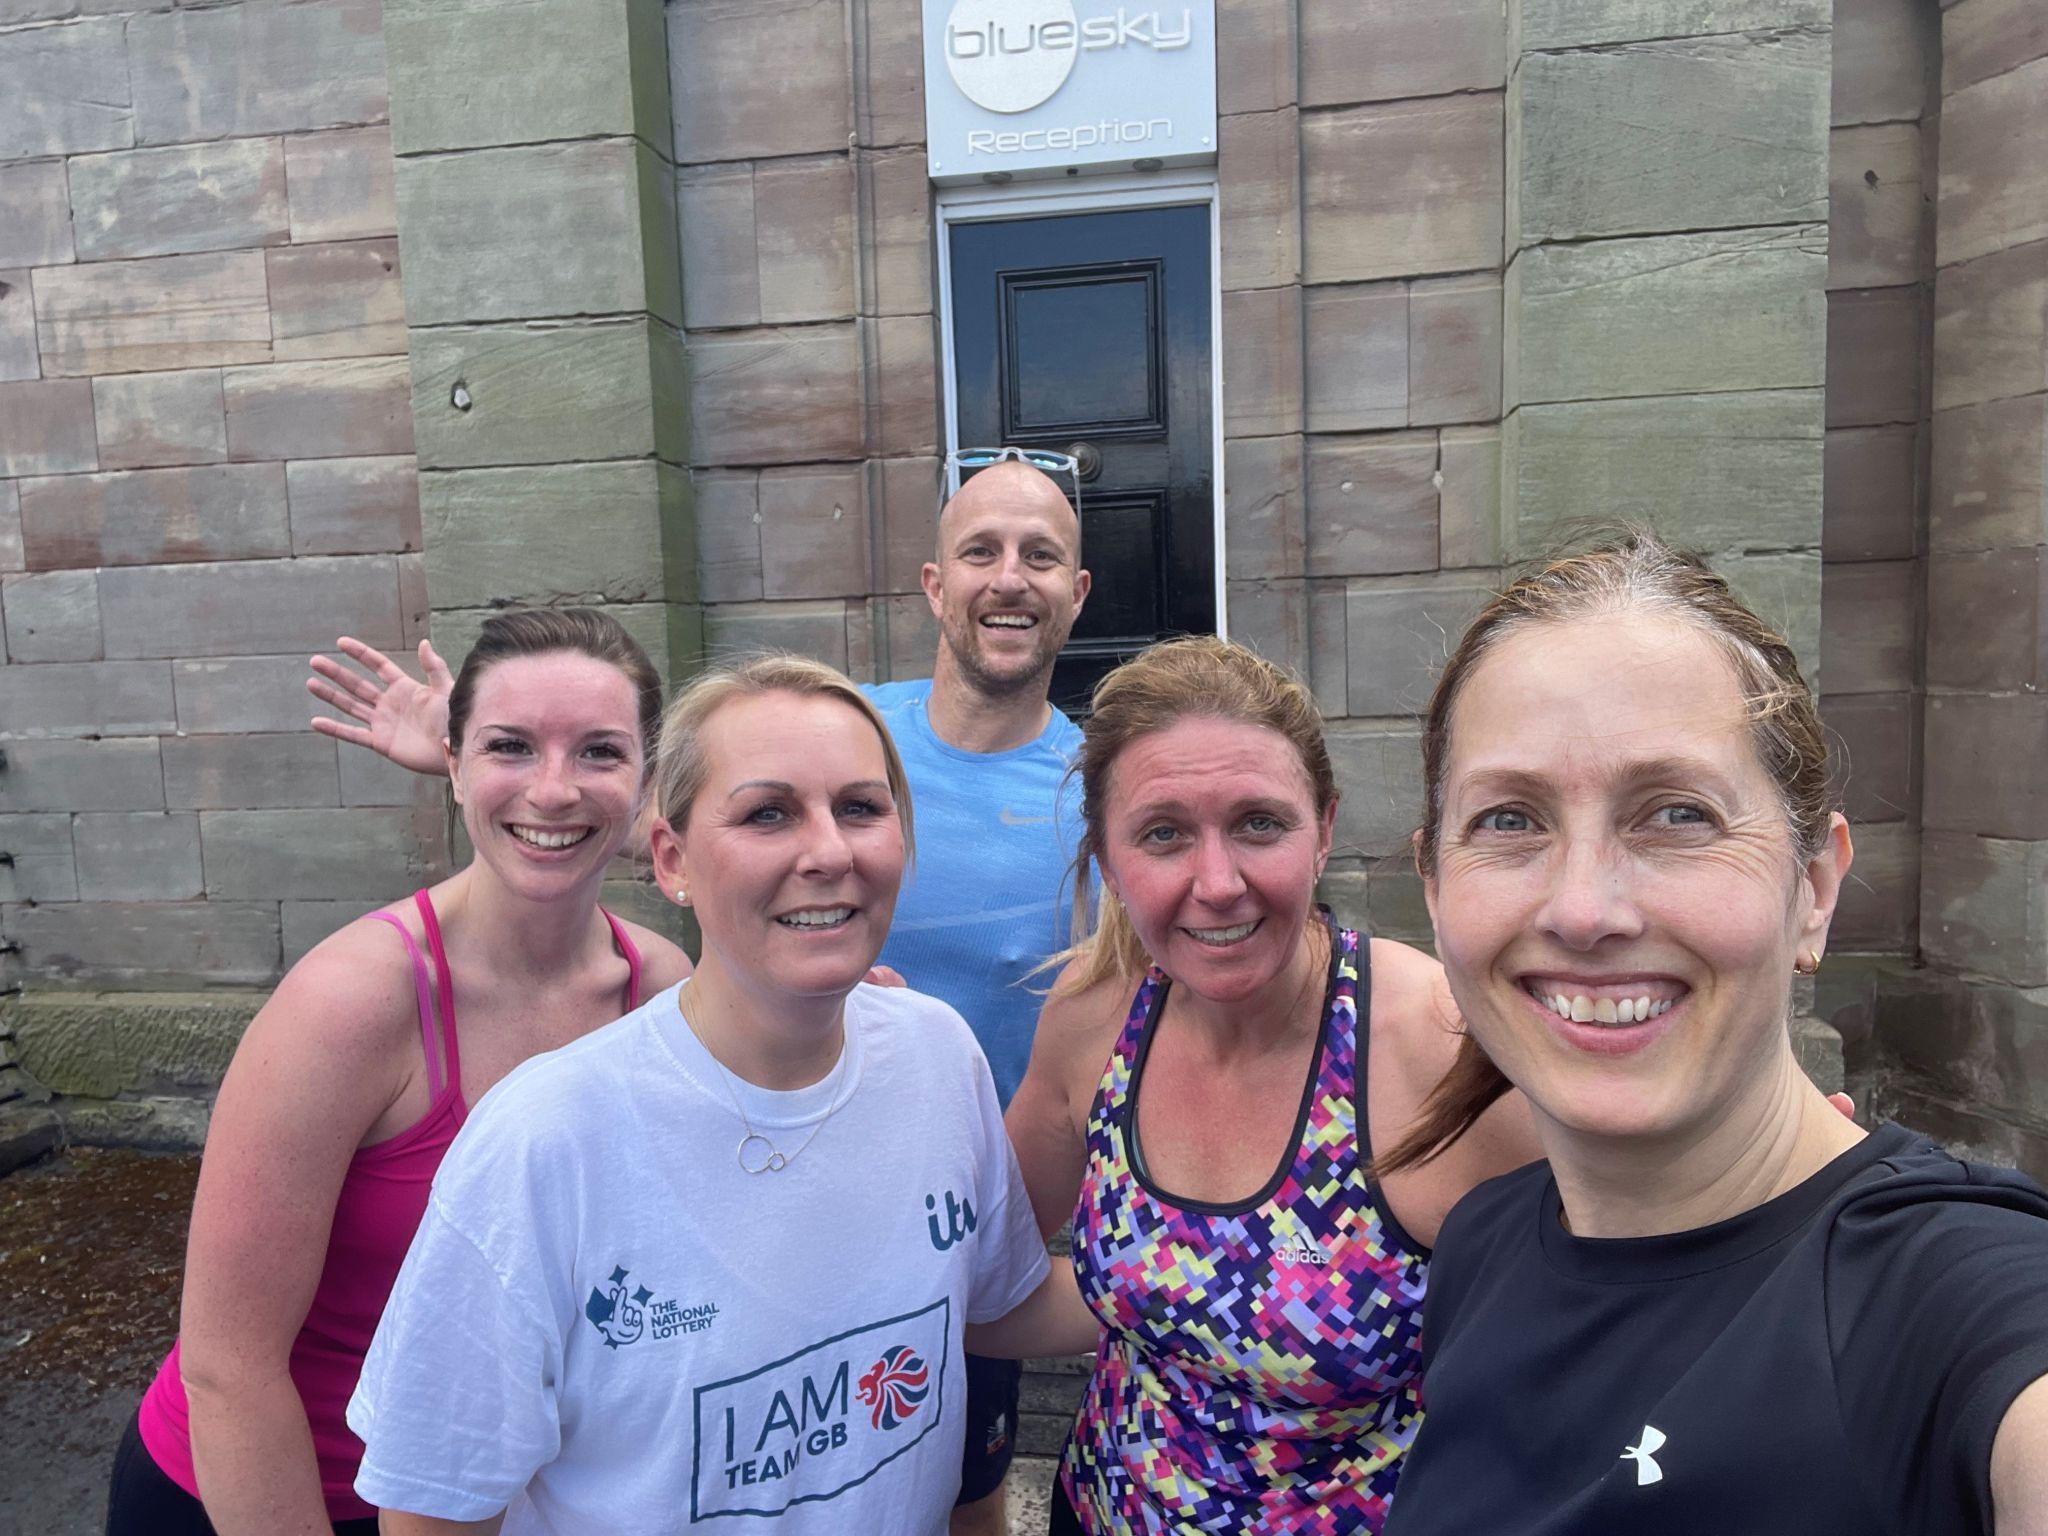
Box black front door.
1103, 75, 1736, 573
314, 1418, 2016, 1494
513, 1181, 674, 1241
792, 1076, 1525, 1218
949, 203, 1215, 716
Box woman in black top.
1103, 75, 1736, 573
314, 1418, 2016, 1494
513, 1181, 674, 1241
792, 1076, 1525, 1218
1380, 532, 2048, 1536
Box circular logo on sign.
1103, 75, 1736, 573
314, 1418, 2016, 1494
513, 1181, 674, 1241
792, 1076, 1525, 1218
942, 0, 1080, 114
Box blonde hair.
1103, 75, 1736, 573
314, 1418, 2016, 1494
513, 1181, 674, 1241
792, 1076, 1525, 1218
1054, 636, 1336, 994
652, 654, 916, 862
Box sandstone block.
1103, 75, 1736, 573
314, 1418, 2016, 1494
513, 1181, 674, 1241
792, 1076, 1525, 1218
203, 805, 431, 900
69, 139, 289, 261
670, 0, 849, 163
74, 811, 202, 900
1301, 0, 1503, 105
854, 0, 922, 149
1821, 560, 1916, 694
0, 482, 19, 573
287, 455, 420, 556
1717, 549, 1821, 683
703, 600, 851, 671
1823, 692, 1917, 822
861, 148, 934, 321
863, 313, 941, 460
284, 127, 399, 243
1303, 95, 1504, 284
0, 814, 76, 901
759, 465, 872, 600
2, 569, 100, 661
0, 738, 163, 812
92, 369, 228, 470
282, 899, 386, 965
1227, 579, 1307, 675
1503, 389, 1824, 557
1829, 123, 1927, 290
1305, 433, 1438, 578
1833, 0, 1937, 124
755, 155, 856, 325
1930, 394, 2048, 552
1938, 58, 2048, 268
1303, 283, 1407, 434
1826, 286, 1925, 427
1217, 0, 1295, 113
696, 470, 763, 603
1222, 287, 1302, 438
0, 379, 96, 477
1831, 818, 1918, 952
1942, 0, 2048, 97
267, 239, 405, 360
1219, 109, 1300, 293
0, 18, 132, 159
338, 739, 424, 806
1, 901, 280, 986
876, 456, 939, 595
0, 659, 173, 736
1328, 718, 1425, 856
1923, 693, 2048, 838
1307, 580, 1347, 716
430, 602, 674, 686
176, 653, 343, 735
0, 269, 35, 383
1509, 226, 1826, 407
33, 251, 270, 376
0, 161, 74, 267
19, 462, 289, 570
1344, 574, 1496, 718
1438, 425, 1502, 570
1825, 423, 1919, 562
1932, 241, 2048, 411
1224, 435, 1306, 582
1409, 273, 1502, 427
677, 163, 761, 330
225, 358, 414, 461
8, 992, 259, 1100
878, 593, 937, 681
411, 318, 685, 469
162, 732, 340, 811
128, 0, 387, 143
101, 555, 402, 659
689, 324, 862, 467
1927, 547, 2048, 689
421, 460, 681, 606
1920, 832, 2048, 987
1518, 0, 1827, 49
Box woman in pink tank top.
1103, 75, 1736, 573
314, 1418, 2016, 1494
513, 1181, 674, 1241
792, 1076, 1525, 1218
107, 610, 694, 1536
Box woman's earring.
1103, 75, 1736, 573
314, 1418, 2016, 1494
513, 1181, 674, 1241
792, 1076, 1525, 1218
675, 888, 690, 906
1794, 948, 1821, 976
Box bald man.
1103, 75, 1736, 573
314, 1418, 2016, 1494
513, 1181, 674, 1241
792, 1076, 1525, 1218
863, 460, 1091, 1536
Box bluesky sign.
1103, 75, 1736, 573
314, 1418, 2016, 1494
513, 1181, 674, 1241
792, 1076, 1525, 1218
922, 0, 1218, 183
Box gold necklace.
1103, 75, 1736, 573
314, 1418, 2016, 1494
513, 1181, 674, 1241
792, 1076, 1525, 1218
677, 987, 855, 1174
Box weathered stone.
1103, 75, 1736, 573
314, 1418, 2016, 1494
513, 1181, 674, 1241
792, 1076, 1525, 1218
759, 465, 871, 600
338, 738, 424, 806
1218, 109, 1300, 293
755, 155, 856, 325
174, 654, 338, 735
0, 18, 132, 159
1825, 422, 1919, 562
1826, 285, 1925, 427
0, 269, 35, 383
2, 903, 280, 986
224, 358, 413, 461
33, 251, 271, 376
853, 0, 922, 149
162, 733, 340, 810
1831, 819, 1918, 954
69, 139, 289, 261
430, 601, 674, 687
696, 470, 763, 602
411, 317, 686, 469
284, 126, 399, 243
1932, 240, 2048, 412
689, 324, 862, 467
1307, 579, 1347, 716
7, 992, 259, 1101
395, 139, 680, 327
19, 463, 289, 570
860, 148, 933, 321
0, 814, 77, 901
1927, 547, 2048, 689
1222, 286, 1302, 438
0, 379, 96, 477
1328, 718, 1425, 855
0, 1107, 59, 1174
267, 239, 405, 360
1923, 693, 2048, 838
1717, 549, 1822, 683
202, 806, 433, 900
1344, 574, 1496, 718
58, 1097, 216, 1152
1301, 0, 1503, 105
421, 460, 684, 606
1227, 579, 1308, 675
1829, 123, 1927, 290
0, 659, 173, 736
1825, 691, 1917, 822
1930, 394, 2048, 552
1438, 425, 1502, 570
875, 455, 939, 596
1518, 0, 1829, 49
670, 0, 849, 163
91, 368, 228, 470
287, 455, 420, 556
1217, 0, 1296, 114
703, 600, 851, 671
1504, 389, 1825, 556
863, 313, 940, 459
1820, 560, 1916, 694
1833, 0, 1937, 124
1942, 0, 2048, 97
0, 160, 75, 267
0, 482, 19, 573
1410, 274, 1502, 427
1509, 226, 1827, 407
0, 738, 163, 812
1224, 435, 1306, 582
2, 569, 100, 661
74, 811, 203, 900
281, 899, 386, 965
677, 161, 760, 328
100, 555, 402, 659
1303, 283, 1407, 434
877, 593, 937, 680
1938, 58, 2048, 268
127, 0, 387, 144
1305, 433, 1438, 578
1867, 974, 2048, 1172
1920, 832, 2048, 987
1303, 95, 1504, 283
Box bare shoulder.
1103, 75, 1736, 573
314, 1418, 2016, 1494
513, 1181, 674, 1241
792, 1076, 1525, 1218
1029, 962, 1136, 1097
1365, 937, 1465, 1087
256, 909, 426, 1064
617, 920, 693, 993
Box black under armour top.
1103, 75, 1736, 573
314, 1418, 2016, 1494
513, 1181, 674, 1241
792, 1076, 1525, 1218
1386, 1122, 2048, 1536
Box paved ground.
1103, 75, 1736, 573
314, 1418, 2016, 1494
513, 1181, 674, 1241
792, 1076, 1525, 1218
0, 1149, 1057, 1536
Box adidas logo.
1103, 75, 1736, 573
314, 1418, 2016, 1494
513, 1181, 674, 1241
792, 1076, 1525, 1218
1272, 1235, 1331, 1268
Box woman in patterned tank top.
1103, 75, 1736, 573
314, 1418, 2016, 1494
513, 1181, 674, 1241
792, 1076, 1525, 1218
995, 637, 1545, 1534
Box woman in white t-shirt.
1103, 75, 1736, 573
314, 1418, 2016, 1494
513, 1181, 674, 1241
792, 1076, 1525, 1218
346, 655, 1092, 1536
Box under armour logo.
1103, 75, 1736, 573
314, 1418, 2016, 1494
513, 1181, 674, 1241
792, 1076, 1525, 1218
1620, 1424, 1666, 1487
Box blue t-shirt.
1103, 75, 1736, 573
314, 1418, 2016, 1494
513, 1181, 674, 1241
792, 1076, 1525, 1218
863, 679, 1085, 1107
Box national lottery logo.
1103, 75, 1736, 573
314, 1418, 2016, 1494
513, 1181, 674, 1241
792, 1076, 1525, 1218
857, 1345, 931, 1431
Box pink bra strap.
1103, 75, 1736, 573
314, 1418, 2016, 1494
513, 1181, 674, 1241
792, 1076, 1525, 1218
411, 890, 463, 1093
600, 907, 643, 1012
365, 910, 444, 1101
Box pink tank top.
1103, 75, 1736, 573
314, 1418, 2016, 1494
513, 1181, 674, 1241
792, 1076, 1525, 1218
136, 890, 643, 1519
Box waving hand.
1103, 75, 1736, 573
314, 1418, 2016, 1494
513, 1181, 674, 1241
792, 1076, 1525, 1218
307, 637, 455, 777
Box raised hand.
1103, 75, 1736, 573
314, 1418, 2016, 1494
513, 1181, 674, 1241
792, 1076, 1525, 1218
308, 636, 455, 777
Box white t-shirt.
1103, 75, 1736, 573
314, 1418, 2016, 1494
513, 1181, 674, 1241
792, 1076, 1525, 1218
347, 980, 1050, 1535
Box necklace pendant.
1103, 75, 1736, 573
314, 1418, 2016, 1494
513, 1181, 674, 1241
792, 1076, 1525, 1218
738, 1133, 782, 1175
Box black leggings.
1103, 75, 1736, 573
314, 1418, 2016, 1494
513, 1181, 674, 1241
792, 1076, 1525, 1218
1048, 1472, 1087, 1535
105, 1410, 379, 1536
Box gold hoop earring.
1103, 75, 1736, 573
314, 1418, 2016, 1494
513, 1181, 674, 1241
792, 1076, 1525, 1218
1794, 949, 1820, 976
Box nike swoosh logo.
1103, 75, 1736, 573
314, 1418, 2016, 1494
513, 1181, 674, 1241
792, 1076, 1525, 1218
998, 807, 1053, 826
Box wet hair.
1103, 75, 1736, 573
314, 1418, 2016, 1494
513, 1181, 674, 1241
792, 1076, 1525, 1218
650, 653, 916, 862
445, 608, 664, 765
1377, 528, 1832, 1175
1053, 635, 1336, 994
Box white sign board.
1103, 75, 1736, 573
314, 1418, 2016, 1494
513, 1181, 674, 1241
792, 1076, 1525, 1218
922, 0, 1217, 184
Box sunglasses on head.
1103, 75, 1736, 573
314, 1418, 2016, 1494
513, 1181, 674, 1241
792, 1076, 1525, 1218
943, 446, 1082, 511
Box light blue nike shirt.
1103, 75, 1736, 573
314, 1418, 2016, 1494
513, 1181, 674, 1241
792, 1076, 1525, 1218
863, 679, 1086, 1108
